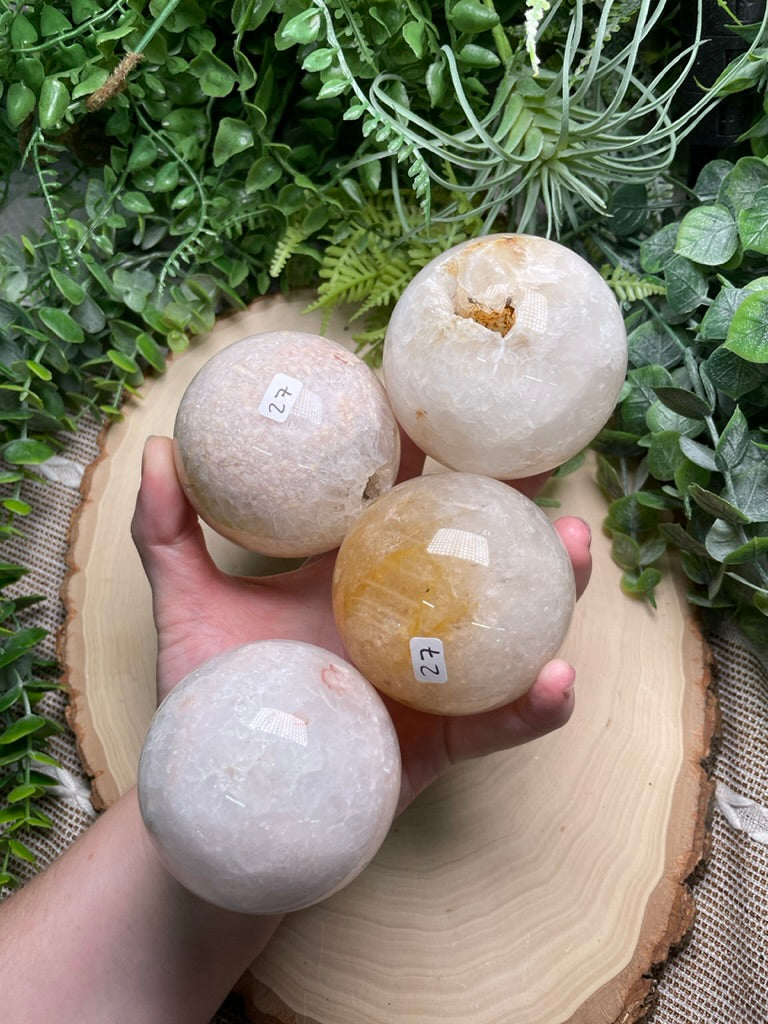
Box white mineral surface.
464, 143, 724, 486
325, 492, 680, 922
137, 641, 401, 914
174, 330, 400, 557
382, 233, 628, 478
332, 472, 576, 715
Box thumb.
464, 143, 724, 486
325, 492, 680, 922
131, 435, 219, 594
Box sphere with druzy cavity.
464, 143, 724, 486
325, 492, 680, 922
332, 471, 575, 716
173, 330, 400, 558
137, 640, 401, 914
382, 233, 628, 479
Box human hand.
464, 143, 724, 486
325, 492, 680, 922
131, 434, 591, 813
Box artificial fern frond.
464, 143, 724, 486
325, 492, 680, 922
600, 263, 666, 302
269, 223, 311, 279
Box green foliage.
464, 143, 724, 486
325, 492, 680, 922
592, 155, 768, 652
0, 0, 766, 879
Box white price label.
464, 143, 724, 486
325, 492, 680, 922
258, 373, 303, 423
409, 637, 448, 684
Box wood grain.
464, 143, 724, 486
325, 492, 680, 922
60, 295, 715, 1024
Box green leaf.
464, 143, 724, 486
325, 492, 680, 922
723, 536, 768, 565
6, 82, 36, 128
705, 346, 768, 399
10, 13, 38, 47
605, 494, 661, 534
302, 47, 335, 73
121, 192, 154, 214
0, 805, 25, 826
689, 484, 750, 524
738, 187, 768, 254
694, 159, 733, 202
608, 184, 648, 238
40, 4, 73, 35
3, 439, 55, 466
3, 498, 32, 515
674, 204, 739, 266
627, 320, 682, 369
705, 518, 745, 562
679, 436, 718, 471
450, 0, 500, 33
728, 465, 768, 521
127, 136, 158, 172
658, 522, 708, 555
38, 78, 70, 130
49, 268, 86, 306
611, 532, 641, 570
0, 714, 47, 745
620, 567, 662, 604
245, 156, 283, 192
107, 349, 140, 374
663, 254, 709, 317
213, 118, 254, 166
7, 838, 36, 864
724, 290, 768, 363
646, 430, 684, 481
276, 8, 322, 47
646, 400, 704, 438
6, 782, 41, 803
456, 44, 500, 68
716, 406, 750, 471
38, 307, 85, 343
718, 156, 768, 215
136, 333, 166, 372
639, 222, 679, 273
698, 286, 745, 341
653, 387, 711, 419
189, 50, 238, 98
403, 20, 427, 58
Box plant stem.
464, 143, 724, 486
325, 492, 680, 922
483, 0, 513, 63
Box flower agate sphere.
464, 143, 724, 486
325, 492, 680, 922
383, 234, 628, 479
332, 472, 575, 716
137, 640, 401, 914
173, 330, 400, 557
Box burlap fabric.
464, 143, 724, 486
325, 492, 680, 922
1, 411, 766, 1024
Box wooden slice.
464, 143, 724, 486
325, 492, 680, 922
60, 294, 716, 1024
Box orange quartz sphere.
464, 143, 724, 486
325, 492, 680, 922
332, 471, 576, 716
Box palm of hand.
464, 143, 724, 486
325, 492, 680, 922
132, 436, 591, 812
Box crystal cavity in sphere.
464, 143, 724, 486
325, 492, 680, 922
382, 233, 628, 479
332, 472, 575, 716
137, 640, 401, 914
173, 330, 400, 557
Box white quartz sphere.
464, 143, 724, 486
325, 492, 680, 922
137, 640, 401, 914
173, 330, 400, 557
383, 233, 628, 478
332, 471, 576, 716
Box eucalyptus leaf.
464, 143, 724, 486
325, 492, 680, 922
653, 386, 712, 419
705, 518, 747, 561
737, 187, 768, 254
718, 155, 768, 215
715, 406, 750, 471
728, 465, 768, 521
662, 254, 709, 317
724, 290, 768, 363
674, 204, 739, 266
679, 435, 718, 471
698, 286, 745, 341
722, 536, 768, 565
689, 483, 750, 524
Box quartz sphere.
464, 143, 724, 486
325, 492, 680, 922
137, 640, 401, 914
382, 233, 628, 479
332, 472, 575, 716
173, 330, 400, 557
